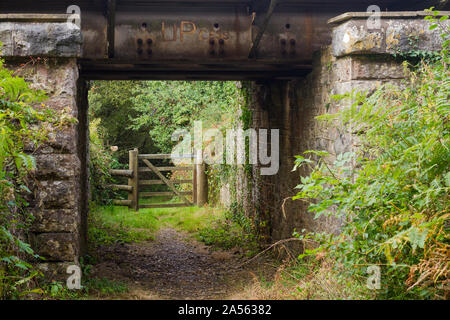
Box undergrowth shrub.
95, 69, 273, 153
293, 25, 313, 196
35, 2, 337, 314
0, 47, 59, 298
232, 258, 372, 300
198, 202, 259, 253
293, 10, 449, 299
87, 205, 154, 247
89, 118, 122, 205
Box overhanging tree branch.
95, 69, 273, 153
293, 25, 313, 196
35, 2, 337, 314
248, 0, 279, 59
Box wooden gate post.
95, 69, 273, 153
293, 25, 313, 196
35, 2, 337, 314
192, 158, 198, 205
128, 148, 139, 211
196, 150, 208, 206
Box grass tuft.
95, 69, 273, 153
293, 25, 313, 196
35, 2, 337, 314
88, 197, 259, 254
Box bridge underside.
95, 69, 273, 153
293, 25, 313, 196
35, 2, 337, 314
1, 2, 449, 276
1, 0, 447, 80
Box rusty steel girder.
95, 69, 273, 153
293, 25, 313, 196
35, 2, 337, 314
112, 2, 328, 61
1, 0, 447, 79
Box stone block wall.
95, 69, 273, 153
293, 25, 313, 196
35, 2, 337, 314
235, 12, 448, 244
241, 51, 345, 244
13, 58, 82, 266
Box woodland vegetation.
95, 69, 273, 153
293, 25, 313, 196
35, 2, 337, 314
293, 10, 449, 299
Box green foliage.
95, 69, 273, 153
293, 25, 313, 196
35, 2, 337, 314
130, 81, 240, 153
89, 119, 122, 205
293, 12, 449, 299
43, 277, 128, 300
393, 35, 441, 65
0, 48, 60, 298
247, 258, 371, 300
88, 204, 157, 247
198, 202, 259, 254
393, 8, 448, 65
41, 253, 127, 300
85, 277, 129, 296
89, 80, 243, 205
89, 81, 156, 162
89, 198, 258, 254
207, 81, 254, 205
88, 198, 221, 247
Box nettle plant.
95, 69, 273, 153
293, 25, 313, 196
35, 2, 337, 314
0, 45, 67, 298
293, 10, 449, 299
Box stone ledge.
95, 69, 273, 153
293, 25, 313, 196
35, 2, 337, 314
0, 17, 81, 57
331, 17, 449, 57
328, 11, 450, 25
0, 14, 72, 23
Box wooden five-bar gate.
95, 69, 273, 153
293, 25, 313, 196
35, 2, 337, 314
107, 149, 207, 211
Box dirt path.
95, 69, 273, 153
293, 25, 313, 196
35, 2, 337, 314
90, 227, 273, 299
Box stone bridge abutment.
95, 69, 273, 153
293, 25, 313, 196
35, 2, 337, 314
223, 12, 448, 244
